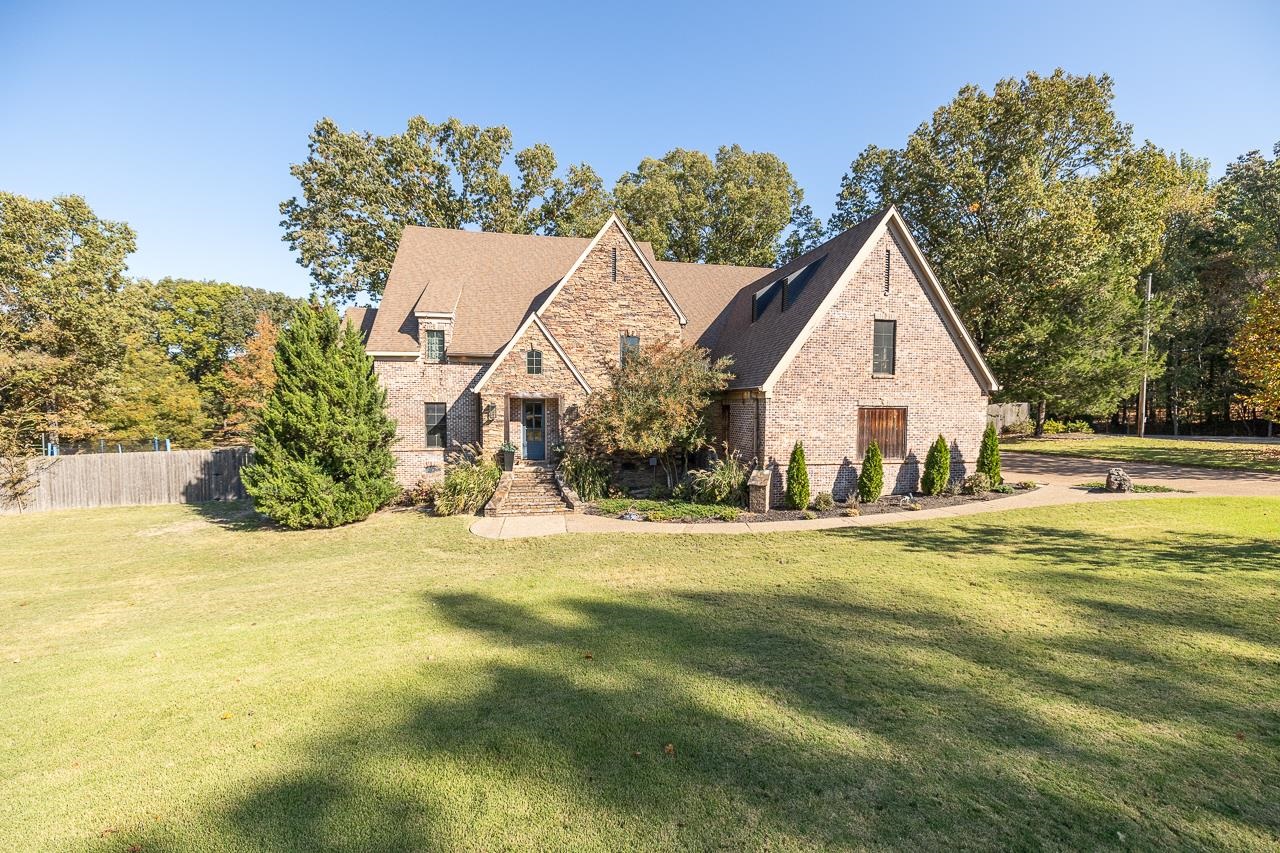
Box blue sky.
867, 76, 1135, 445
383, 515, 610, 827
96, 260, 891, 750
2, 0, 1277, 299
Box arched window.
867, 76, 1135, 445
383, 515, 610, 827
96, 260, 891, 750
526, 349, 543, 374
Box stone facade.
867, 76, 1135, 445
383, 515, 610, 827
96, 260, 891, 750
477, 320, 588, 461
758, 231, 988, 503
537, 222, 683, 389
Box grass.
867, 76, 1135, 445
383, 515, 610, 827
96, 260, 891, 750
1004, 435, 1280, 473
2, 499, 1279, 850
593, 497, 742, 521
1074, 481, 1184, 493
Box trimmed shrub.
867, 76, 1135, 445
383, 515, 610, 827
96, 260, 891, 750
992, 483, 1015, 494
801, 509, 818, 520
785, 441, 810, 510
921, 434, 951, 496
857, 439, 884, 503
976, 421, 1002, 485
687, 450, 750, 506
962, 472, 993, 495
814, 491, 835, 511
434, 443, 501, 516
841, 506, 860, 517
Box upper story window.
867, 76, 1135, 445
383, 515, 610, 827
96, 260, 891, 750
526, 349, 542, 374
424, 329, 445, 363
872, 319, 896, 375
620, 334, 640, 363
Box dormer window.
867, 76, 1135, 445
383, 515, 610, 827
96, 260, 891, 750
526, 349, 542, 374
424, 329, 445, 363
752, 257, 824, 320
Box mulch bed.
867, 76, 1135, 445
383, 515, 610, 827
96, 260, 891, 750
586, 484, 1036, 524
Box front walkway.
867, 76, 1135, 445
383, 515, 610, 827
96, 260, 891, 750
470, 454, 1279, 540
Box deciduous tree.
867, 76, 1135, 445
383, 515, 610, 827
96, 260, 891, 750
94, 337, 210, 447
0, 192, 136, 444
1229, 280, 1280, 422
281, 117, 607, 301
829, 71, 1186, 432
615, 145, 816, 267
219, 313, 280, 444
576, 341, 733, 489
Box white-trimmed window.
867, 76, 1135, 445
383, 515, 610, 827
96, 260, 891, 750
424, 330, 445, 363
526, 349, 543, 374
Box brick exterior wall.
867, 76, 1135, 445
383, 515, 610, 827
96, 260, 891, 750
538, 222, 683, 390
761, 229, 988, 504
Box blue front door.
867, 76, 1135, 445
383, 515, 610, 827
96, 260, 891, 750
523, 400, 545, 460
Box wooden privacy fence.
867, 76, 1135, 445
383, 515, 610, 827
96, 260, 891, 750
987, 402, 1030, 431
3, 447, 252, 515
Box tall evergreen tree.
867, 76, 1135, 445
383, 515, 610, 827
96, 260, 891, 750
242, 302, 398, 529
921, 435, 951, 496
976, 422, 1002, 485
785, 441, 810, 510
857, 440, 884, 503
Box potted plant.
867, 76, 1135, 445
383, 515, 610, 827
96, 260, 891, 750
500, 441, 517, 472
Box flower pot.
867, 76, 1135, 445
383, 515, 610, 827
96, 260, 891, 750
501, 449, 515, 471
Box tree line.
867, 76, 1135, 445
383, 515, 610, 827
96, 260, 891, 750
0, 189, 302, 457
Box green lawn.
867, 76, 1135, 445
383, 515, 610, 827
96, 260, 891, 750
1004, 435, 1280, 473
3, 500, 1279, 851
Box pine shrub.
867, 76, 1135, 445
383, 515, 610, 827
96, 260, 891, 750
921, 434, 951, 496
857, 439, 884, 503
976, 421, 1002, 485
785, 441, 810, 510
241, 301, 398, 529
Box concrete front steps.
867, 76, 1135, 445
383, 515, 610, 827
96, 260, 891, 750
486, 463, 571, 516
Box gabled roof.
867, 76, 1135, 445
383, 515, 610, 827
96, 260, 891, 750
474, 313, 592, 394
362, 224, 765, 357
710, 207, 998, 393
534, 214, 689, 326
709, 211, 888, 390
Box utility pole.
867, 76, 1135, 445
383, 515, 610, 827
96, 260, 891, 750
1137, 272, 1152, 438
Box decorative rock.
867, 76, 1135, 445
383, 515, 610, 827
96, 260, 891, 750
620, 511, 645, 522
1105, 468, 1134, 493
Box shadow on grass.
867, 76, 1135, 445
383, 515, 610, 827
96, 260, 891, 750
119, 517, 1280, 850
188, 499, 276, 532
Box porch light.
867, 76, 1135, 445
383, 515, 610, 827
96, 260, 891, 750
483, 402, 497, 424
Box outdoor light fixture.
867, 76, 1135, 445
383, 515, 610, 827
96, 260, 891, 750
483, 402, 497, 424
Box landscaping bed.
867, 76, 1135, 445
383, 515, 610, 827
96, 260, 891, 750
588, 482, 1037, 523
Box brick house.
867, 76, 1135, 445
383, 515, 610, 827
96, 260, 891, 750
349, 207, 998, 509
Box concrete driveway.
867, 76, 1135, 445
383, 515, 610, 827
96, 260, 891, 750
1001, 452, 1280, 497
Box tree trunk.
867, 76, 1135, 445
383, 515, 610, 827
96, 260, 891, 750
1034, 399, 1047, 437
